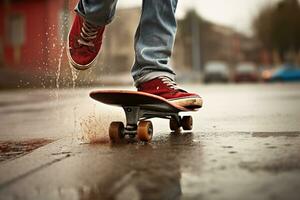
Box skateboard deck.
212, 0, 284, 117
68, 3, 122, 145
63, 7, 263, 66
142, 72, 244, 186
90, 90, 198, 142
90, 90, 194, 112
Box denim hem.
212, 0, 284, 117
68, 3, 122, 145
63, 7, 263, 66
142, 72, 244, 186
134, 71, 176, 87
75, 7, 115, 26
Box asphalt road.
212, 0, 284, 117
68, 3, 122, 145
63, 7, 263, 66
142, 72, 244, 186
0, 83, 300, 200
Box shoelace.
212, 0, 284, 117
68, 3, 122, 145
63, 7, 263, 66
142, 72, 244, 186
77, 21, 99, 47
159, 76, 183, 91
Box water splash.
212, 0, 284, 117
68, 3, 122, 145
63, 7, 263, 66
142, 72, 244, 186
77, 104, 124, 144
55, 8, 69, 101
56, 45, 64, 89
78, 112, 110, 144
55, 43, 65, 104
70, 66, 79, 89
72, 105, 78, 145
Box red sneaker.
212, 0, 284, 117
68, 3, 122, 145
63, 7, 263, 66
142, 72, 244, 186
137, 76, 203, 109
67, 14, 105, 70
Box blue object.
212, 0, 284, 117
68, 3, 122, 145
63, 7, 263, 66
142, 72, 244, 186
271, 64, 300, 81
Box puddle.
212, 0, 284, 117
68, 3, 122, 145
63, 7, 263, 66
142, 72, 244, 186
222, 145, 233, 149
267, 146, 277, 149
0, 139, 53, 162
239, 160, 300, 173
252, 132, 300, 138
51, 151, 72, 156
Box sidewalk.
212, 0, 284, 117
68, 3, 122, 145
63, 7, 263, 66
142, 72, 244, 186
0, 83, 300, 200
0, 132, 300, 200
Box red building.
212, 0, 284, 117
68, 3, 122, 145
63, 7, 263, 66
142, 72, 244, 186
0, 0, 77, 74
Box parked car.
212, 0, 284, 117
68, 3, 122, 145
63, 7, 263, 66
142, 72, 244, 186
234, 62, 259, 83
203, 61, 230, 83
270, 64, 300, 82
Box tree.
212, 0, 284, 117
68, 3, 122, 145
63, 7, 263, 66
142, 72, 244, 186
253, 0, 300, 60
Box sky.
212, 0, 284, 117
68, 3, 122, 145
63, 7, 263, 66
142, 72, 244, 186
117, 0, 283, 36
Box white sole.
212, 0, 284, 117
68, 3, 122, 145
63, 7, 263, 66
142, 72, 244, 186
169, 96, 203, 108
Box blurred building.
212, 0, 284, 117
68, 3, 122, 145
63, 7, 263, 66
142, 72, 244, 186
100, 7, 141, 74
0, 2, 260, 87
0, 0, 77, 75
102, 8, 260, 76
174, 11, 259, 72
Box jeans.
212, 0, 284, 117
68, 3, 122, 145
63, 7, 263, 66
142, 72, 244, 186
76, 0, 178, 86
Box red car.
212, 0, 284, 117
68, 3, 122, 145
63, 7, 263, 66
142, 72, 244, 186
234, 63, 259, 83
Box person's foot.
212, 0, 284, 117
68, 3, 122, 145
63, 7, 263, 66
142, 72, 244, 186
67, 14, 105, 70
137, 76, 203, 109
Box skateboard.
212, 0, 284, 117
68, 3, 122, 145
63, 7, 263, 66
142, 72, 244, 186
90, 90, 199, 142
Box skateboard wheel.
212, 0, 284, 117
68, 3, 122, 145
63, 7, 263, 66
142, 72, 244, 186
137, 121, 153, 142
169, 118, 181, 131
182, 116, 193, 130
109, 121, 125, 143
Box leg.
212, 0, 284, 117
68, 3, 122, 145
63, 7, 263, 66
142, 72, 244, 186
131, 0, 178, 86
75, 0, 118, 26
133, 0, 203, 109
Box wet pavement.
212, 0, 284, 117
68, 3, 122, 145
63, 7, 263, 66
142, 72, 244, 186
0, 83, 300, 200
0, 139, 53, 162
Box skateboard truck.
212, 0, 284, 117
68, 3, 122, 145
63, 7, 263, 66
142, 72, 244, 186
108, 105, 193, 143
90, 90, 199, 143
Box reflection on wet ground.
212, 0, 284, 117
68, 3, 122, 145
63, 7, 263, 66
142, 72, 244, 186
1, 84, 300, 199
252, 131, 300, 137
0, 131, 300, 200
0, 139, 53, 162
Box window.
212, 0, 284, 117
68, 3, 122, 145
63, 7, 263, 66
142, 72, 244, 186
6, 13, 25, 46
0, 37, 3, 67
